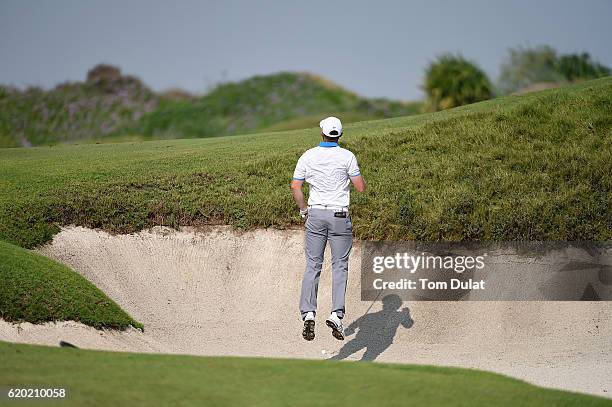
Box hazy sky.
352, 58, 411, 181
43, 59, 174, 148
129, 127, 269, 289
1, 0, 611, 100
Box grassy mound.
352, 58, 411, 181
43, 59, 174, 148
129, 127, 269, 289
0, 75, 158, 148
0, 240, 141, 329
0, 71, 419, 147
1, 342, 608, 407
131, 72, 420, 138
0, 78, 610, 247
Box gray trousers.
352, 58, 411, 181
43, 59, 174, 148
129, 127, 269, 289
299, 208, 353, 320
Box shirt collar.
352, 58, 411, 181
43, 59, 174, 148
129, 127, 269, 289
319, 141, 338, 148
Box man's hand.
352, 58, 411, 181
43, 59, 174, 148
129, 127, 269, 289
350, 174, 366, 192
300, 208, 308, 220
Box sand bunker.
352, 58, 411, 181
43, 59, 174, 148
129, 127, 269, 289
1, 226, 611, 398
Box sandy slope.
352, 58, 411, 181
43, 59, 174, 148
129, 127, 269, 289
1, 226, 611, 398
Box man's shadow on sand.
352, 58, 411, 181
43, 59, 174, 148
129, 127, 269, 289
330, 294, 413, 361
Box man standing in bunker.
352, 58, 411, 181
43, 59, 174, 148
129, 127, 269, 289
291, 116, 367, 341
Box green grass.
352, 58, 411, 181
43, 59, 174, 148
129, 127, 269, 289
0, 77, 610, 248
0, 240, 141, 329
1, 341, 609, 407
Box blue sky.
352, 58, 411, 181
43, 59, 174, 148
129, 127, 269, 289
1, 0, 610, 99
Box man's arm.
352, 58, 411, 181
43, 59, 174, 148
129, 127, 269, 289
291, 179, 307, 210
344, 315, 363, 336
347, 153, 366, 192
350, 175, 366, 192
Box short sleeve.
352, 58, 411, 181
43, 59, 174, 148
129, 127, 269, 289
292, 155, 307, 180
347, 153, 361, 177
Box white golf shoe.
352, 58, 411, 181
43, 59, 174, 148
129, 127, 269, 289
325, 311, 345, 340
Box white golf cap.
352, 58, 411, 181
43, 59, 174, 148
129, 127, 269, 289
319, 116, 343, 137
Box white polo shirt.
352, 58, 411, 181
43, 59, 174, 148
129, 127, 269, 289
292, 141, 361, 207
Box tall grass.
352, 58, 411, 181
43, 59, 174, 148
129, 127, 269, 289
0, 78, 609, 247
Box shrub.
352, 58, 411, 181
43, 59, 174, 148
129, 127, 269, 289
556, 52, 611, 82
423, 54, 492, 112
86, 64, 122, 84
497, 46, 611, 94
497, 45, 564, 95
